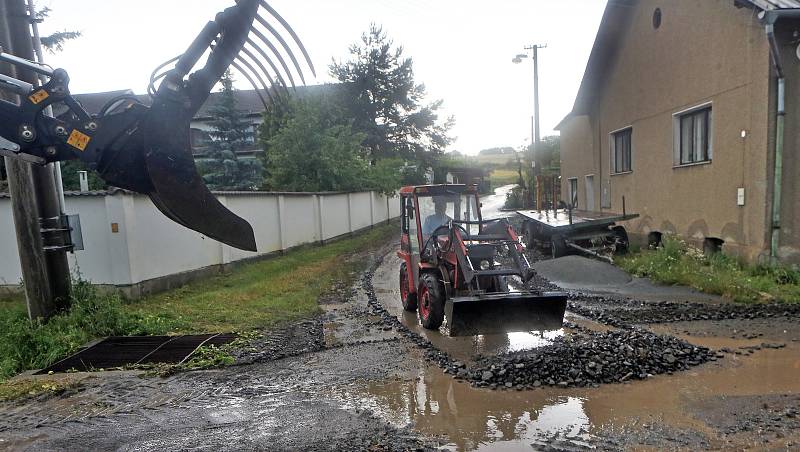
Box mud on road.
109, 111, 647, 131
1, 236, 800, 451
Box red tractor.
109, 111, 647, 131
397, 184, 567, 336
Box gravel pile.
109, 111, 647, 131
362, 255, 719, 391
461, 329, 718, 389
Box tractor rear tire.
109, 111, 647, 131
612, 226, 629, 255
524, 221, 537, 249
399, 262, 417, 311
551, 234, 568, 258
417, 272, 445, 330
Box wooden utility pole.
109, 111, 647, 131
1, 0, 71, 320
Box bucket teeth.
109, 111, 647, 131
245, 38, 292, 93
247, 28, 297, 90
230, 59, 271, 108
253, 10, 309, 85
257, 0, 316, 77
237, 50, 277, 104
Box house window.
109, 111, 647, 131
610, 127, 632, 174
674, 105, 712, 165
568, 177, 578, 208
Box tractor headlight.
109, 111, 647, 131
480, 260, 491, 270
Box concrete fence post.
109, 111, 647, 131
217, 194, 231, 265
317, 194, 325, 243
121, 193, 139, 286
347, 193, 353, 234
278, 195, 287, 251
369, 191, 375, 227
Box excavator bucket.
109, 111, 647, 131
141, 101, 257, 252
102, 0, 315, 252
0, 1, 314, 252
445, 292, 568, 337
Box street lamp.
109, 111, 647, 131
513, 44, 546, 209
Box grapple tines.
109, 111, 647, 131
127, 0, 316, 251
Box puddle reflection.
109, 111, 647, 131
333, 367, 592, 451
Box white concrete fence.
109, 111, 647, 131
0, 190, 400, 297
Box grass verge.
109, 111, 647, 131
128, 222, 396, 333
0, 222, 397, 383
618, 235, 800, 303
489, 169, 520, 187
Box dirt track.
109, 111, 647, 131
1, 225, 800, 450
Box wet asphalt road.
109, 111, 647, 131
2, 186, 800, 451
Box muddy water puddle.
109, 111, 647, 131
331, 335, 800, 450
355, 254, 800, 450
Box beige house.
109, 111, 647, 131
558, 0, 800, 263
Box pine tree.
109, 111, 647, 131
330, 25, 454, 166
196, 71, 263, 191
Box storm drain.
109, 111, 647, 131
37, 333, 236, 374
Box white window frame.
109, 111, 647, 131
673, 102, 713, 167
609, 126, 633, 175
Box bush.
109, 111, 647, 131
504, 186, 525, 209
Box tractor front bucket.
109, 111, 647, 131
444, 292, 567, 337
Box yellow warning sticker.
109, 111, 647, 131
28, 89, 49, 105
67, 129, 91, 151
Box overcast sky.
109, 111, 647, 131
38, 0, 606, 155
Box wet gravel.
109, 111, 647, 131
362, 252, 719, 391
233, 319, 325, 364
465, 328, 717, 389
565, 294, 800, 328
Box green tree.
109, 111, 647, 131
196, 71, 263, 191
36, 7, 82, 54
265, 96, 367, 192
59, 160, 106, 191
330, 25, 454, 165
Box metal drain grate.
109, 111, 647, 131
37, 333, 236, 374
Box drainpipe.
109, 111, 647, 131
762, 9, 800, 260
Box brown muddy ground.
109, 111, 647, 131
1, 234, 799, 451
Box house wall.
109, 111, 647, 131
0, 190, 400, 298
776, 22, 800, 263
560, 0, 773, 261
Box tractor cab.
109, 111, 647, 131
397, 184, 567, 336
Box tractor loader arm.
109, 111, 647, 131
0, 0, 315, 252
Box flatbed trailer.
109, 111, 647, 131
516, 208, 639, 261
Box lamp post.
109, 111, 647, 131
513, 44, 546, 209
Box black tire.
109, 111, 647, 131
523, 221, 536, 248
417, 272, 445, 330
551, 234, 567, 258
399, 262, 417, 311
612, 227, 629, 255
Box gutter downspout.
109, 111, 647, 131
762, 9, 800, 260
765, 20, 784, 260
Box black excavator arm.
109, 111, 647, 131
0, 0, 315, 252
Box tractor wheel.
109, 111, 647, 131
523, 221, 536, 248
417, 272, 445, 330
399, 262, 417, 311
612, 227, 629, 255
551, 234, 568, 258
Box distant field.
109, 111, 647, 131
474, 153, 518, 166
489, 169, 520, 187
